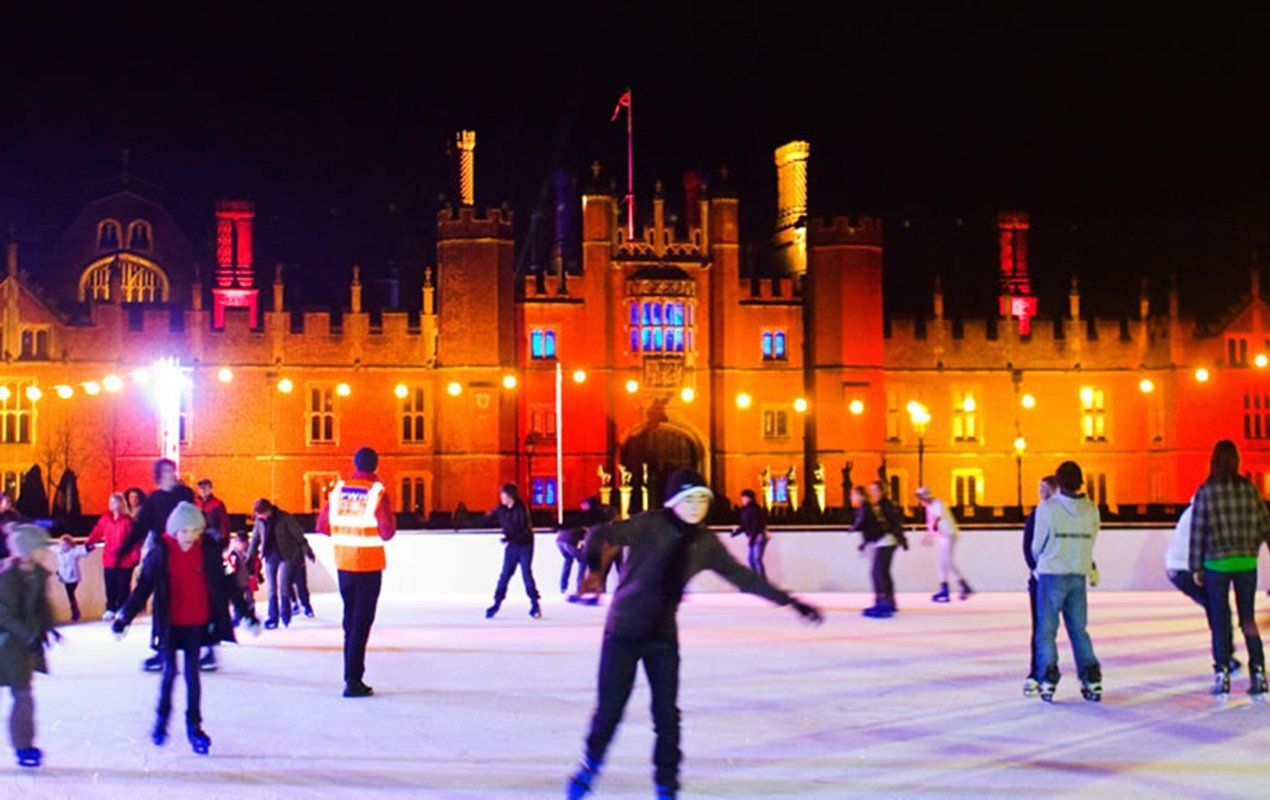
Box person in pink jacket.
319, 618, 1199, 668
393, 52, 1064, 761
85, 493, 138, 620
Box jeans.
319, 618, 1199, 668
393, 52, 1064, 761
289, 559, 313, 613
1167, 569, 1206, 606
1027, 576, 1038, 680
1034, 573, 1099, 682
558, 541, 586, 593
63, 582, 80, 620
494, 543, 540, 602
748, 537, 768, 581
1203, 568, 1264, 673
871, 545, 896, 605
339, 570, 383, 686
265, 554, 300, 625
103, 566, 134, 613
157, 626, 203, 725
584, 633, 681, 790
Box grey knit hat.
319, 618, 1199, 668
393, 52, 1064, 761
7, 524, 51, 559
166, 501, 206, 535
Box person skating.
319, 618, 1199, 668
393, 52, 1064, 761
579, 504, 621, 604
0, 525, 59, 768
315, 447, 396, 698
1166, 498, 1240, 675
288, 556, 315, 618
730, 489, 770, 580
566, 469, 822, 800
117, 459, 196, 674
54, 535, 92, 622
1031, 461, 1101, 702
85, 493, 137, 620
565, 469, 822, 800
1188, 440, 1270, 703
195, 480, 230, 547
225, 532, 259, 626
248, 498, 315, 629
1021, 475, 1058, 697
558, 498, 599, 600
480, 483, 541, 619
852, 482, 905, 618
112, 502, 260, 753
917, 487, 973, 602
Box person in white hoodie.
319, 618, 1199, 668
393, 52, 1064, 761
1031, 461, 1101, 702
1165, 501, 1239, 673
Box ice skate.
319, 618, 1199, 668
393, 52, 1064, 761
485, 602, 502, 619
931, 583, 950, 603
958, 579, 974, 600
655, 784, 677, 799
530, 600, 543, 619
1038, 667, 1058, 703
199, 649, 218, 672
1022, 677, 1040, 698
343, 681, 374, 698
186, 722, 211, 755
1212, 667, 1231, 706
1249, 666, 1267, 703
566, 758, 599, 799
151, 714, 168, 746
15, 747, 41, 768
1080, 665, 1102, 703
102, 610, 116, 622
862, 603, 890, 618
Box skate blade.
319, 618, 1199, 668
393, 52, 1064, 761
1252, 693, 1268, 706
1213, 693, 1230, 708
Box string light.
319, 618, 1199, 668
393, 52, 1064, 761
572, 369, 587, 384
103, 375, 123, 393
217, 368, 234, 383
277, 378, 294, 394
55, 385, 73, 399
336, 383, 351, 397
793, 397, 809, 414
0, 387, 10, 401
25, 386, 42, 402
1020, 393, 1037, 409
1257, 353, 1269, 369
735, 392, 753, 410
502, 375, 518, 390
447, 381, 462, 397
680, 387, 695, 403
83, 381, 101, 396
1139, 378, 1155, 394
1195, 368, 1210, 383
625, 379, 639, 393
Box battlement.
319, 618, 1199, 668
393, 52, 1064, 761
743, 276, 797, 301
808, 216, 883, 247
614, 224, 707, 261
436, 206, 515, 240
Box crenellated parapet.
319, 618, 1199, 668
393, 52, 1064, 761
808, 216, 883, 248
742, 276, 798, 301
436, 206, 514, 240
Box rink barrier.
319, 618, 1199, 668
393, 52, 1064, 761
51, 526, 1270, 622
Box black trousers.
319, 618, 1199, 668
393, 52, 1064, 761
103, 566, 134, 613
585, 633, 681, 790
63, 582, 80, 619
1027, 575, 1038, 680
289, 559, 313, 612
494, 543, 540, 602
1204, 569, 1265, 672
338, 570, 383, 686
158, 626, 204, 725
748, 537, 768, 580
871, 545, 896, 604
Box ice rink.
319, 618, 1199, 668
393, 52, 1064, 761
6, 589, 1270, 799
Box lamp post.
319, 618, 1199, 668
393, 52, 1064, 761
907, 401, 931, 487
1014, 435, 1027, 512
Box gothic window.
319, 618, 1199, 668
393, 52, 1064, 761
80, 255, 170, 303
952, 389, 980, 443
630, 300, 691, 354
306, 385, 337, 444
1080, 386, 1107, 442
127, 220, 152, 251
531, 476, 558, 507
530, 328, 557, 360
400, 386, 426, 443
97, 220, 121, 250
762, 408, 789, 440
1244, 393, 1270, 440
399, 474, 427, 515
18, 328, 49, 361
0, 383, 34, 444
762, 330, 788, 361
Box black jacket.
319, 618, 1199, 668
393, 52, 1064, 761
119, 534, 254, 650
248, 510, 313, 563
1022, 508, 1038, 571
734, 503, 769, 543
481, 501, 534, 548
119, 484, 197, 560
850, 503, 884, 544
588, 508, 794, 638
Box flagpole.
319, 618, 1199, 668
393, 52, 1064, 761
625, 88, 634, 241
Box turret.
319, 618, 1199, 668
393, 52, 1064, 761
454, 130, 476, 206
350, 265, 363, 314
773, 141, 810, 275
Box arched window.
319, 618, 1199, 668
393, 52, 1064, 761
127, 220, 152, 251
97, 220, 122, 250
79, 254, 171, 303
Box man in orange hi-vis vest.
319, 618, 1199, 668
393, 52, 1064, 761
316, 447, 396, 698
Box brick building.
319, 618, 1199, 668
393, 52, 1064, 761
0, 134, 1264, 520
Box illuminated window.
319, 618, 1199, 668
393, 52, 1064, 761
1244, 393, 1270, 440
762, 408, 789, 440
97, 220, 121, 250
773, 475, 789, 504
399, 474, 427, 516
762, 330, 788, 361
530, 328, 557, 360
400, 386, 426, 443
529, 404, 556, 437
304, 472, 340, 513
531, 476, 557, 507
127, 220, 152, 251
18, 327, 49, 361
1086, 471, 1109, 506
82, 254, 168, 303
0, 382, 34, 444
1228, 338, 1249, 367
630, 300, 691, 354
952, 469, 984, 508
307, 385, 337, 444
952, 390, 979, 443
1080, 387, 1107, 442
885, 389, 901, 442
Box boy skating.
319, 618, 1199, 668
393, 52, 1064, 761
112, 502, 259, 753
0, 525, 58, 768
565, 469, 823, 799
1031, 461, 1101, 702
916, 487, 973, 602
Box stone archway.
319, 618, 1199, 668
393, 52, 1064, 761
619, 421, 703, 512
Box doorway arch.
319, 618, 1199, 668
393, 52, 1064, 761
619, 421, 704, 512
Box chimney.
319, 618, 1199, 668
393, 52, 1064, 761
212, 200, 259, 327
454, 130, 476, 206
933, 275, 945, 320
350, 265, 363, 314
422, 267, 435, 316
272, 264, 285, 313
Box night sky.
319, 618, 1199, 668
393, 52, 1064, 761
0, 4, 1265, 320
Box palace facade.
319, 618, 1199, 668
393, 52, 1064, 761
1, 134, 1265, 519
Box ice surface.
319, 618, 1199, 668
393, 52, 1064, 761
3, 590, 1269, 799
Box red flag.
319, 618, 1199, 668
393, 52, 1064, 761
610, 89, 631, 122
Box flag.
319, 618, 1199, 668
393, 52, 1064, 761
610, 89, 631, 122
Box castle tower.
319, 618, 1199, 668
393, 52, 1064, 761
211, 200, 259, 328
455, 130, 476, 207
774, 141, 810, 275
997, 210, 1037, 335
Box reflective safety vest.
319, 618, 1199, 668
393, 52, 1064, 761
328, 478, 387, 572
